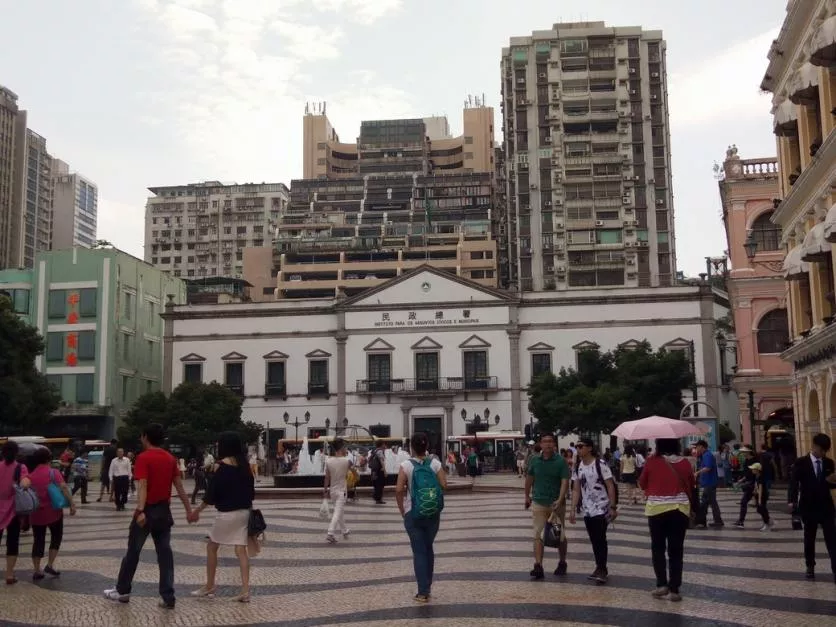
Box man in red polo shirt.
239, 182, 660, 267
104, 423, 194, 609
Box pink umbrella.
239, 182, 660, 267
611, 415, 709, 440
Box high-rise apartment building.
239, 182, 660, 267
51, 158, 98, 250
0, 86, 20, 269
250, 105, 501, 299
501, 22, 676, 291
144, 181, 290, 279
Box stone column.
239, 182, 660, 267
507, 326, 522, 431
162, 297, 175, 395
444, 405, 454, 442
402, 406, 411, 438
336, 333, 347, 421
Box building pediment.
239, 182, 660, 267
343, 265, 514, 308
221, 351, 247, 361
663, 337, 692, 349
262, 350, 289, 360
527, 342, 555, 352
411, 335, 443, 350
458, 334, 491, 349
364, 338, 396, 352
180, 353, 206, 362
572, 341, 600, 351
618, 339, 642, 350
305, 349, 333, 359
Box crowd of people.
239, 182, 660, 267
1, 425, 835, 609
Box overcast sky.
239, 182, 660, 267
0, 0, 787, 277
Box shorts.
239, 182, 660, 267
621, 472, 637, 485
532, 501, 566, 542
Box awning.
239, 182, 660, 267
810, 15, 836, 67
783, 244, 810, 280
824, 203, 836, 242
772, 99, 798, 136
801, 223, 830, 261
788, 62, 820, 104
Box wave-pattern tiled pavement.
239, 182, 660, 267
0, 487, 834, 626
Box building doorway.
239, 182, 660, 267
413, 416, 443, 456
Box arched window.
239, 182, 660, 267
751, 211, 781, 252
757, 309, 789, 354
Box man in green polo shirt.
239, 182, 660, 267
525, 433, 570, 580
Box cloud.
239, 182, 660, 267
96, 197, 147, 259
668, 28, 778, 128
271, 21, 343, 61
160, 4, 219, 36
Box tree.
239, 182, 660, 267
719, 422, 737, 444
528, 341, 695, 436
0, 295, 59, 434
119, 382, 257, 451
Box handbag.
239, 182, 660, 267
319, 498, 331, 519
13, 464, 40, 515
541, 512, 563, 548
47, 469, 70, 510
662, 458, 697, 528
248, 509, 266, 537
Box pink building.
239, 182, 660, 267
720, 148, 794, 445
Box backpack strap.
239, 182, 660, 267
595, 458, 605, 484
14, 463, 21, 484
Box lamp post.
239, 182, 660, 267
743, 233, 785, 272
716, 334, 737, 389
461, 408, 500, 459
283, 410, 310, 443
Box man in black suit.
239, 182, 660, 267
787, 433, 836, 582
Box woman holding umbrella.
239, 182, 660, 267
613, 416, 702, 603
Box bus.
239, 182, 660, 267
447, 431, 526, 473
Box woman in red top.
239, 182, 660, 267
638, 438, 695, 603
27, 447, 76, 579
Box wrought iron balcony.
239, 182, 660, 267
225, 384, 245, 397
356, 376, 498, 394
264, 383, 287, 399
307, 382, 330, 398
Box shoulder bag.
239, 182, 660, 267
47, 469, 70, 510
14, 464, 40, 515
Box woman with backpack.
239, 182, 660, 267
396, 432, 447, 603
26, 447, 76, 580
0, 440, 32, 585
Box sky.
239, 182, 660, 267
0, 0, 788, 278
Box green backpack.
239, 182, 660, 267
410, 458, 444, 519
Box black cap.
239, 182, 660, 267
578, 437, 595, 447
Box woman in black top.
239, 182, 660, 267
190, 432, 255, 602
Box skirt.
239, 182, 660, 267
209, 509, 250, 546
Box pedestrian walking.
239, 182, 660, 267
525, 433, 570, 580
515, 446, 527, 478
747, 463, 773, 531
191, 463, 207, 505
733, 447, 757, 528
786, 432, 836, 582
323, 438, 352, 544
568, 438, 618, 584
466, 447, 479, 480
97, 439, 118, 503
27, 447, 76, 580
639, 438, 695, 603
108, 448, 132, 511
396, 432, 446, 603
104, 423, 194, 608
189, 431, 255, 603
70, 451, 89, 504
620, 447, 639, 504
1, 441, 31, 585
58, 447, 73, 482
694, 440, 724, 528
370, 441, 387, 504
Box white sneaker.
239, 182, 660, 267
103, 588, 130, 603
759, 523, 773, 532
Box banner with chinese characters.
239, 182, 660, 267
65, 292, 80, 366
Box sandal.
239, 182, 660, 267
231, 593, 250, 603
5, 577, 18, 585
190, 586, 216, 598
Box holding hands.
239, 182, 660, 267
187, 510, 200, 524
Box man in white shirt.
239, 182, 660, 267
108, 448, 132, 511
323, 438, 353, 544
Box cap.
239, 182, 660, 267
578, 437, 595, 447
739, 446, 753, 453
749, 462, 762, 471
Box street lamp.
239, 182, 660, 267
461, 408, 500, 457
716, 334, 737, 389
283, 410, 310, 443
743, 232, 784, 272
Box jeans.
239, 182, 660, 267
0, 516, 21, 557
372, 472, 385, 503
328, 489, 347, 536
116, 505, 175, 603
32, 518, 64, 558
648, 510, 688, 593
738, 486, 755, 523
113, 476, 130, 509
583, 514, 609, 570
698, 484, 723, 525
756, 486, 771, 524
403, 514, 440, 596
71, 477, 88, 502
802, 512, 836, 574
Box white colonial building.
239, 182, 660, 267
162, 267, 735, 453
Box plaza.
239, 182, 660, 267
0, 481, 834, 626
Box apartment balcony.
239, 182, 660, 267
225, 384, 245, 397
308, 382, 330, 398
264, 383, 287, 400
356, 376, 499, 398
52, 404, 111, 417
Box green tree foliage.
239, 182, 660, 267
528, 341, 695, 435
718, 422, 737, 444
0, 295, 59, 434
119, 382, 259, 450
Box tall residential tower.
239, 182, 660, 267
51, 158, 98, 250
501, 22, 676, 291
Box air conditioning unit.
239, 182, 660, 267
656, 199, 664, 205
627, 258, 636, 265
639, 241, 649, 247
651, 72, 660, 78
651, 95, 658, 100
544, 200, 552, 207
555, 242, 565, 250
530, 184, 538, 190
644, 115, 652, 121
554, 199, 563, 206
630, 90, 638, 95
628, 68, 636, 74
625, 242, 635, 248
554, 174, 562, 182
545, 136, 552, 143
517, 78, 526, 84
556, 266, 566, 275
551, 94, 560, 101
538, 73, 547, 78
545, 265, 554, 273
624, 220, 638, 227
622, 196, 631, 204
555, 220, 564, 228
595, 220, 605, 226
648, 179, 655, 184
623, 174, 633, 181
520, 162, 529, 169
618, 111, 626, 117
627, 271, 637, 278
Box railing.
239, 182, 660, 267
225, 384, 244, 397
264, 383, 286, 398
356, 376, 499, 394
52, 404, 110, 416
738, 158, 779, 178
308, 382, 330, 396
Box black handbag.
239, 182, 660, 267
248, 509, 266, 537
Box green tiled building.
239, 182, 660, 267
0, 247, 186, 438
